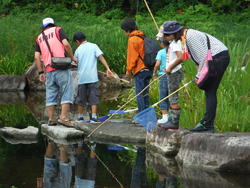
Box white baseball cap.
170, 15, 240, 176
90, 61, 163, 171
42, 17, 54, 28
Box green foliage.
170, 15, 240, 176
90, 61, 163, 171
0, 105, 38, 127
2, 0, 249, 15
0, 0, 12, 13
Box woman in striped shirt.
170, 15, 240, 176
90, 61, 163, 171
162, 21, 230, 133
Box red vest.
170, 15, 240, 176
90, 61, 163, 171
36, 27, 65, 72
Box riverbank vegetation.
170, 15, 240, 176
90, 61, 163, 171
0, 1, 249, 131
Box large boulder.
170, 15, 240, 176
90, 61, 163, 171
0, 75, 27, 91
146, 127, 190, 157
25, 63, 132, 91
176, 132, 250, 174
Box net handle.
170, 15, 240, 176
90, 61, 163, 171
153, 79, 194, 107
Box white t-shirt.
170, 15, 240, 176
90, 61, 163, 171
167, 40, 182, 73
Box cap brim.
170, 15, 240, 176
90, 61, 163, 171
163, 26, 184, 34
42, 23, 55, 28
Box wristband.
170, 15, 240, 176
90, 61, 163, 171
38, 71, 44, 75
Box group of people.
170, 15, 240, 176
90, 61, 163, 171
120, 18, 229, 133
35, 17, 230, 133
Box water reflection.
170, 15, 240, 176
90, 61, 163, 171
42, 142, 72, 188
130, 147, 147, 188
156, 176, 177, 188
74, 142, 97, 188
40, 140, 97, 188
1, 90, 250, 188
146, 151, 250, 188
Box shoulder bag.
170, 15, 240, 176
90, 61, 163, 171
196, 34, 217, 90
42, 31, 71, 70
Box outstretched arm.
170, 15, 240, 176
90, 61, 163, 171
98, 55, 113, 77
62, 39, 78, 62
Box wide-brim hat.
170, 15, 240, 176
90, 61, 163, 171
163, 21, 183, 34
42, 17, 54, 28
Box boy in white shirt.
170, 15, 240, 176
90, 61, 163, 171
73, 32, 113, 123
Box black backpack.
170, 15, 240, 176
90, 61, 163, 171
131, 35, 160, 69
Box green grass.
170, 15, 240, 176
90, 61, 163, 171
0, 5, 249, 132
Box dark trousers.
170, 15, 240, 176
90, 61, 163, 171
202, 51, 230, 127
134, 70, 152, 112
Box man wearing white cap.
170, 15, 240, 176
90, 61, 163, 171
34, 17, 77, 126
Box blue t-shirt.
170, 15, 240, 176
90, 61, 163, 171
155, 48, 167, 75
74, 42, 103, 84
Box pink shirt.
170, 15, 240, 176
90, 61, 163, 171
36, 27, 65, 72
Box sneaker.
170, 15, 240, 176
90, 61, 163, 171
76, 117, 84, 123
157, 114, 169, 124
190, 122, 215, 133
89, 118, 100, 124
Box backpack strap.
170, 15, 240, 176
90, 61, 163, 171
130, 34, 145, 40
129, 35, 145, 63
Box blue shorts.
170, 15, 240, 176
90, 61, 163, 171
45, 70, 74, 106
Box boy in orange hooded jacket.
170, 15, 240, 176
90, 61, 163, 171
121, 18, 152, 112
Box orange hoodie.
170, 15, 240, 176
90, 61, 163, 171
126, 30, 147, 75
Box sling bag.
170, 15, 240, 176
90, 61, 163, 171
42, 31, 71, 70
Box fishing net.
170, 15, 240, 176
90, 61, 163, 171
133, 106, 157, 131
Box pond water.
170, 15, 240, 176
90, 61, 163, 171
0, 91, 249, 188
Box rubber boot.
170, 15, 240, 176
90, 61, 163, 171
159, 109, 180, 129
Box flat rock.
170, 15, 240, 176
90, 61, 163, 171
76, 119, 146, 146
176, 132, 250, 174
0, 75, 27, 91
41, 124, 84, 145
0, 126, 38, 144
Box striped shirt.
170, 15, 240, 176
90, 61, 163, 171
186, 29, 228, 69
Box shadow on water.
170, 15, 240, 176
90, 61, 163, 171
0, 91, 249, 188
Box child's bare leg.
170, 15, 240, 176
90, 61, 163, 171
78, 105, 85, 114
